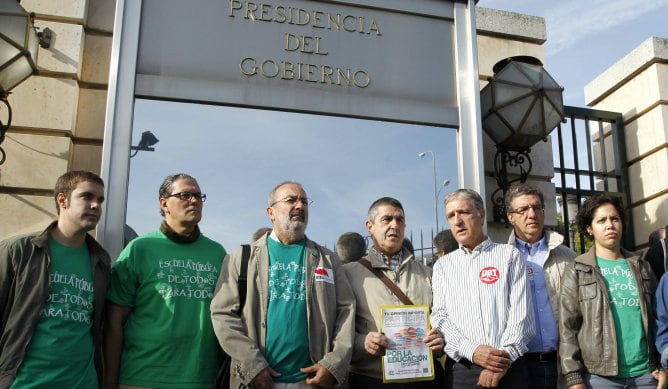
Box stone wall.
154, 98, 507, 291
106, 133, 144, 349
0, 0, 115, 238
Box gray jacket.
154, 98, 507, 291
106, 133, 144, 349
343, 247, 434, 379
508, 229, 576, 389
0, 222, 111, 388
559, 247, 658, 387
210, 234, 356, 387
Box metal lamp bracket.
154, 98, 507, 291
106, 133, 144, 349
491, 146, 533, 224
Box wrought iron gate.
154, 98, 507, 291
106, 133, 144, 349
552, 105, 632, 252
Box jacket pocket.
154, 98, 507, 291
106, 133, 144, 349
578, 278, 598, 301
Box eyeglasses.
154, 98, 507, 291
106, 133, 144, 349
166, 192, 207, 202
508, 205, 544, 215
270, 196, 312, 207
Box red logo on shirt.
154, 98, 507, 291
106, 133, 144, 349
479, 267, 500, 284
314, 267, 335, 284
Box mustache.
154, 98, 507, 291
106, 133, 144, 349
289, 209, 306, 221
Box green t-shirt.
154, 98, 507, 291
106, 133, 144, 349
265, 237, 310, 383
107, 230, 226, 389
11, 237, 96, 389
597, 256, 649, 377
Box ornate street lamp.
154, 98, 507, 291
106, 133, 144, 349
479, 56, 564, 222
0, 0, 51, 165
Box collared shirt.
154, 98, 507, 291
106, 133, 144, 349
431, 238, 535, 362
370, 247, 404, 272
515, 236, 558, 353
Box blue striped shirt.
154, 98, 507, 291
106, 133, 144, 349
431, 238, 535, 362
515, 236, 559, 354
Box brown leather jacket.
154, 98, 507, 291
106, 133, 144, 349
558, 247, 658, 387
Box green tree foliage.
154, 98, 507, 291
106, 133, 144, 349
555, 213, 592, 254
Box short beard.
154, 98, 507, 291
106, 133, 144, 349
282, 221, 307, 241
276, 210, 307, 242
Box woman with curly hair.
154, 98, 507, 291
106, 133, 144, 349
558, 194, 665, 389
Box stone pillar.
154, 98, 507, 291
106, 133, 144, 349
584, 37, 668, 249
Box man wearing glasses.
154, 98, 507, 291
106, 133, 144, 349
505, 183, 576, 389
211, 181, 355, 389
103, 173, 227, 389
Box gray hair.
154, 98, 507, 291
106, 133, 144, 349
267, 181, 304, 207
158, 173, 198, 216
504, 183, 544, 212
367, 197, 404, 222
444, 189, 485, 213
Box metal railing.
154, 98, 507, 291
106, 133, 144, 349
552, 105, 632, 252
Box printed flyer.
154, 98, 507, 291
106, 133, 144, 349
379, 305, 434, 383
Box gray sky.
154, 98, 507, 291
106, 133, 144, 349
125, 0, 667, 252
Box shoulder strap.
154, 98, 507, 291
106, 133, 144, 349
238, 244, 250, 311
358, 258, 414, 305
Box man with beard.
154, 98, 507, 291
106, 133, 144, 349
343, 197, 445, 389
0, 171, 109, 389
103, 173, 227, 389
211, 181, 355, 389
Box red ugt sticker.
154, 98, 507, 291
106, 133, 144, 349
479, 267, 500, 284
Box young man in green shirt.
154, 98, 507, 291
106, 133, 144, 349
0, 171, 110, 389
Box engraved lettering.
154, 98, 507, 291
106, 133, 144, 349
239, 58, 371, 88
228, 1, 382, 36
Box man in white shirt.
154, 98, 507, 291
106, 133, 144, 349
431, 189, 535, 389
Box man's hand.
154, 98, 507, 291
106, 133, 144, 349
301, 363, 336, 387
568, 385, 586, 389
423, 328, 445, 357
364, 331, 389, 356
249, 366, 281, 389
472, 345, 511, 372
477, 368, 507, 388
653, 368, 667, 389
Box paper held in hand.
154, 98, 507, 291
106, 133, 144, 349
379, 305, 435, 383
